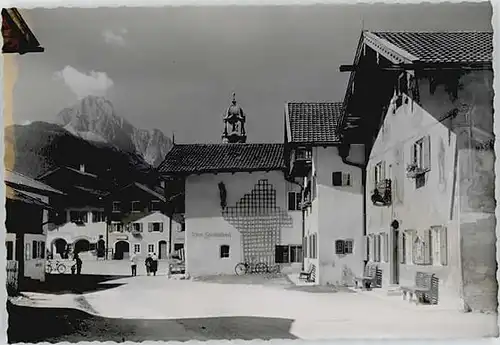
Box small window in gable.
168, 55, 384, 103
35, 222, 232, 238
131, 201, 141, 213
112, 201, 121, 213
220, 245, 230, 258
150, 200, 161, 211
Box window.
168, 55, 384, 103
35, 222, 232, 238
275, 245, 303, 263
112, 201, 121, 213
92, 211, 105, 223
220, 245, 230, 258
148, 244, 155, 253
310, 234, 317, 259
111, 222, 124, 232
148, 222, 163, 232
431, 226, 448, 266
335, 239, 353, 255
70, 211, 88, 224
134, 244, 141, 254
131, 223, 143, 232
150, 200, 161, 211
6, 241, 13, 260
174, 243, 184, 251
411, 136, 431, 172
332, 172, 352, 187
288, 191, 302, 211
303, 237, 308, 258
131, 201, 141, 213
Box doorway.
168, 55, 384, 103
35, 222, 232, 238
74, 239, 90, 254
114, 241, 130, 260
392, 230, 399, 284
158, 240, 167, 259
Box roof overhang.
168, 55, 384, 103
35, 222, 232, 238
2, 8, 44, 54
159, 167, 285, 177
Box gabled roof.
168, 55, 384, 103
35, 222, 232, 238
37, 166, 98, 180
2, 8, 44, 54
108, 182, 166, 202
5, 169, 64, 195
6, 185, 54, 209
285, 102, 343, 145
371, 31, 493, 64
158, 143, 284, 175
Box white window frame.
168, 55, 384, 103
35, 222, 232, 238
332, 171, 352, 187
431, 226, 441, 266
148, 244, 155, 253
132, 222, 143, 232
134, 244, 141, 254
112, 201, 121, 213
111, 222, 124, 233
374, 161, 385, 186
131, 201, 141, 213
150, 222, 163, 232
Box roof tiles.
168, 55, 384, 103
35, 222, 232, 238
158, 143, 284, 175
287, 102, 343, 144
372, 31, 493, 64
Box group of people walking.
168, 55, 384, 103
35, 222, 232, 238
130, 253, 159, 276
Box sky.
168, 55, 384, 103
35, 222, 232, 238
12, 3, 493, 144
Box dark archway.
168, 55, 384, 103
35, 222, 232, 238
114, 241, 130, 260
53, 238, 67, 258
74, 239, 91, 254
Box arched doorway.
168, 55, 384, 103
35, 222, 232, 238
114, 241, 130, 260
158, 240, 167, 259
53, 238, 67, 259
74, 239, 91, 254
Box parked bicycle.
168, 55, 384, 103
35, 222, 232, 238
234, 261, 281, 275
45, 260, 67, 274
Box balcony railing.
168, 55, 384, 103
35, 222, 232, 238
290, 148, 312, 177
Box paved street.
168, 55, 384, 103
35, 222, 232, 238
10, 272, 498, 341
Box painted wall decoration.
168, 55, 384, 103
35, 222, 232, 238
222, 179, 292, 265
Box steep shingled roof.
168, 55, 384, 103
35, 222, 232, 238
5, 169, 64, 195
157, 143, 284, 175
372, 31, 493, 64
286, 102, 343, 144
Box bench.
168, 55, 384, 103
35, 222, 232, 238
354, 263, 378, 290
299, 264, 316, 282
400, 272, 439, 305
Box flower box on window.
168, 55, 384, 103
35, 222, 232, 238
371, 179, 392, 206
406, 164, 425, 179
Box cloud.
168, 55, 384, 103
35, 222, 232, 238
102, 28, 128, 46
53, 66, 114, 99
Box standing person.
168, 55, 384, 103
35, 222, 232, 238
74, 252, 83, 275
145, 254, 153, 276
130, 252, 138, 276
151, 253, 159, 276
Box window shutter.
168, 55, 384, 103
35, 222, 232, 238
423, 229, 431, 265
374, 235, 378, 262
440, 227, 448, 265
399, 232, 405, 264
381, 233, 386, 262
83, 212, 88, 223
369, 235, 375, 261
370, 166, 376, 189
424, 135, 431, 171
381, 162, 386, 181
335, 240, 345, 255
159, 222, 164, 232
363, 236, 368, 261
148, 223, 153, 232
288, 192, 295, 210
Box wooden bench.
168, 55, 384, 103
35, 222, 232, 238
400, 272, 439, 305
299, 264, 316, 282
354, 263, 378, 290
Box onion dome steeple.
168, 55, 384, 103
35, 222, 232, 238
222, 92, 247, 143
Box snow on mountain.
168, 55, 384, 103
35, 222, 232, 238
56, 96, 173, 167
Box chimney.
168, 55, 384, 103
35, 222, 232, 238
80, 164, 85, 173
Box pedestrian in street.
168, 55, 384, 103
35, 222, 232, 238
74, 252, 82, 275
145, 253, 153, 276
151, 253, 159, 276
130, 252, 138, 276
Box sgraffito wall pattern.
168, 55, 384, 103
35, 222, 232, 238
222, 179, 292, 265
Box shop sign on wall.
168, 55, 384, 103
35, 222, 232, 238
192, 232, 232, 239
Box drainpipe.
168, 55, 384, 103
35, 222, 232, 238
286, 176, 306, 271
338, 143, 368, 266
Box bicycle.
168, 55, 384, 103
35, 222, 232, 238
45, 260, 67, 274
235, 261, 269, 275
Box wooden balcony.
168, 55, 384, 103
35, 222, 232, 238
290, 148, 312, 177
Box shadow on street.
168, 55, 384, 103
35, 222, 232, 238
20, 274, 128, 295
7, 301, 297, 343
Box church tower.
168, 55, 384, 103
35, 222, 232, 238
222, 92, 247, 143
